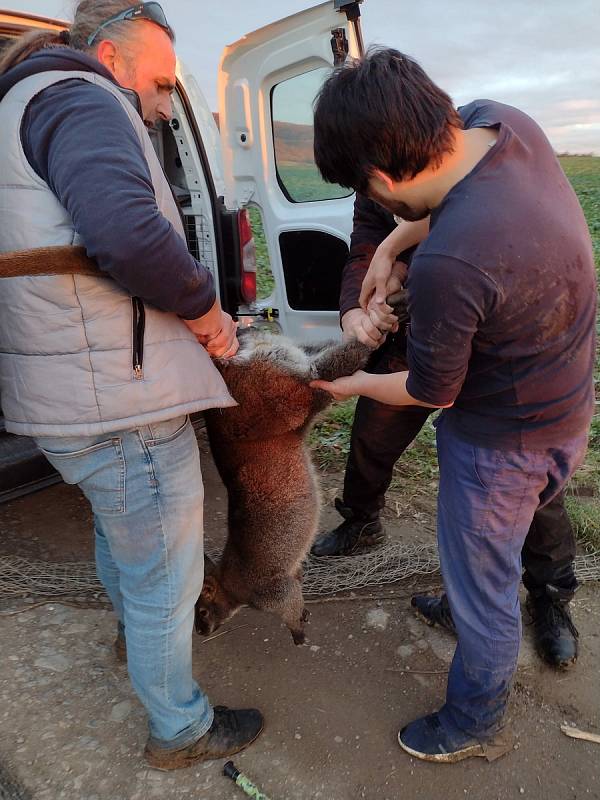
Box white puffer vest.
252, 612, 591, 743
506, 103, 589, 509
0, 69, 235, 436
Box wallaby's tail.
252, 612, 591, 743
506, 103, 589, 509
0, 245, 99, 278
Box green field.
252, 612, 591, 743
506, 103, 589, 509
248, 206, 274, 300
558, 156, 600, 546
309, 155, 600, 548
277, 162, 352, 203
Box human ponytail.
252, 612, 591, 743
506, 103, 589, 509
0, 29, 68, 74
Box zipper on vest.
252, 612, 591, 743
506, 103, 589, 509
132, 296, 145, 380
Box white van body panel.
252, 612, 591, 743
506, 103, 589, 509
176, 58, 225, 197
218, 2, 362, 343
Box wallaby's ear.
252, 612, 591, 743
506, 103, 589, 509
200, 574, 218, 602
311, 340, 371, 382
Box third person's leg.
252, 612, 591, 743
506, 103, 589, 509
411, 491, 580, 668
521, 491, 579, 668
312, 335, 432, 556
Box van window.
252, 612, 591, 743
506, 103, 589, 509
271, 68, 352, 204
280, 230, 348, 310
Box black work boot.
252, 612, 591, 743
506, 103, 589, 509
526, 584, 578, 670
144, 706, 264, 770
411, 593, 457, 634
310, 498, 385, 556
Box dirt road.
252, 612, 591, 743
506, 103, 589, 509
1, 434, 599, 800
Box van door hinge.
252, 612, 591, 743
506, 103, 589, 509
330, 28, 349, 66
334, 0, 364, 56
334, 0, 363, 21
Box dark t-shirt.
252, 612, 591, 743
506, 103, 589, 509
405, 100, 596, 449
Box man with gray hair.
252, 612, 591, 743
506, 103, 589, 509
0, 1, 263, 769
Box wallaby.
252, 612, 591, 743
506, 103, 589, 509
0, 246, 372, 644
197, 329, 370, 644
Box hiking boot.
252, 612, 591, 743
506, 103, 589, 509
526, 584, 579, 670
398, 713, 486, 763
144, 706, 264, 770
114, 624, 127, 664
411, 593, 456, 634
310, 499, 385, 556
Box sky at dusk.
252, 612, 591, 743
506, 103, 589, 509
4, 0, 600, 154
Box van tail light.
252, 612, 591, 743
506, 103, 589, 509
238, 209, 257, 304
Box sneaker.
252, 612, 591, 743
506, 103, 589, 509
144, 706, 264, 770
526, 584, 579, 670
411, 593, 456, 634
310, 498, 385, 557
398, 713, 486, 763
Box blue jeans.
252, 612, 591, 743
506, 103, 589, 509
434, 413, 588, 739
36, 416, 213, 746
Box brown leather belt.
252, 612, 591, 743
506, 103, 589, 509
0, 245, 99, 277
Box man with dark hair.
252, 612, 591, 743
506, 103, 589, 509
312, 49, 596, 762
311, 191, 582, 674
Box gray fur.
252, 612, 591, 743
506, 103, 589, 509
196, 330, 370, 644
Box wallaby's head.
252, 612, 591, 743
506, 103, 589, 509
194, 555, 239, 637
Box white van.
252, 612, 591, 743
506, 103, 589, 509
0, 1, 364, 499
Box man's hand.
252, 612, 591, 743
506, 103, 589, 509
359, 239, 398, 310
310, 370, 368, 401
341, 308, 386, 348
360, 253, 409, 311
198, 320, 239, 359
366, 297, 399, 334
362, 260, 408, 333
359, 215, 429, 310
183, 301, 239, 359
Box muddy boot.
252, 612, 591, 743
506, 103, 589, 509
144, 706, 264, 770
114, 622, 127, 664
411, 593, 457, 634
526, 584, 578, 670
310, 498, 384, 556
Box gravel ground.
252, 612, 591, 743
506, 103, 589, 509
1, 436, 599, 800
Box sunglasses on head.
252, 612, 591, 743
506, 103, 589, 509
87, 2, 173, 47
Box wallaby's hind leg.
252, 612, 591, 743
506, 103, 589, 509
252, 576, 309, 645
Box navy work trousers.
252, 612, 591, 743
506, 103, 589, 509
342, 332, 577, 587
434, 414, 588, 737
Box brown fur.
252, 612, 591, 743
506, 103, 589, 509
0, 247, 372, 644
197, 330, 370, 644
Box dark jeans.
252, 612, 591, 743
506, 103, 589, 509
342, 332, 577, 590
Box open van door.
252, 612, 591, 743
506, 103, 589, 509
219, 1, 364, 343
